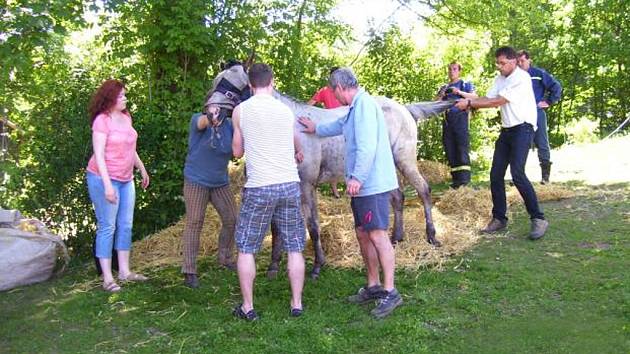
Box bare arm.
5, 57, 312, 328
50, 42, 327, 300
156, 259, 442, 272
92, 131, 117, 203
454, 96, 508, 111
134, 152, 150, 189
197, 105, 221, 130
196, 114, 210, 130
231, 106, 244, 158
452, 87, 479, 100
293, 131, 303, 163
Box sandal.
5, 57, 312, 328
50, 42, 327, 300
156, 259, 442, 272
103, 281, 121, 293
119, 272, 148, 282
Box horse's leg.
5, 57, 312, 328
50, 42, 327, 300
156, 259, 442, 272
301, 183, 325, 279
331, 183, 341, 198
267, 221, 283, 279
390, 188, 405, 244
398, 162, 441, 247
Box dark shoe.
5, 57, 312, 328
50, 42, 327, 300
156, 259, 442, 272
541, 161, 552, 184
529, 218, 549, 240
219, 262, 237, 271
183, 273, 199, 288
290, 308, 303, 317
347, 284, 387, 304
480, 218, 507, 234
233, 304, 258, 321
371, 289, 403, 319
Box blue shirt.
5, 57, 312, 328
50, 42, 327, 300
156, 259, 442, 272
183, 113, 233, 188
526, 66, 562, 105
315, 89, 398, 197
439, 80, 475, 114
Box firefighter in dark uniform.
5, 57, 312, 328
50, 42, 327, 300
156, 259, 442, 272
436, 62, 478, 188
517, 50, 562, 184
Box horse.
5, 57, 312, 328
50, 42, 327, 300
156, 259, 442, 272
267, 91, 453, 279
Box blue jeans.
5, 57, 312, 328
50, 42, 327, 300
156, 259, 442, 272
87, 172, 135, 258
490, 124, 544, 222
534, 108, 551, 163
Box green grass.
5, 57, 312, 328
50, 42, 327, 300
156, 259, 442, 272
1, 183, 629, 354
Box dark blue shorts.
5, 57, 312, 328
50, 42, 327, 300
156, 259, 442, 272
350, 191, 392, 231
235, 182, 306, 254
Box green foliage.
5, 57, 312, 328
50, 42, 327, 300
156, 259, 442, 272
426, 0, 630, 139
1, 0, 348, 256
355, 27, 496, 164
565, 116, 600, 145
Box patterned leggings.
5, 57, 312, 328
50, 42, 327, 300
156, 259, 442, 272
181, 180, 237, 274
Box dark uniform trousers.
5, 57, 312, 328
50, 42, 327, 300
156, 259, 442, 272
442, 109, 471, 187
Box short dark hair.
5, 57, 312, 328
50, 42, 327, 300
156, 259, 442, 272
248, 63, 273, 88
517, 50, 530, 59
329, 66, 339, 75
495, 46, 518, 60
448, 61, 462, 71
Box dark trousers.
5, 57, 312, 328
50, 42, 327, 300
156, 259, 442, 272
490, 123, 544, 221
533, 108, 551, 164
442, 110, 471, 185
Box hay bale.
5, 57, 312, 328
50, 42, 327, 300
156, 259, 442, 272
417, 160, 450, 185
132, 162, 574, 272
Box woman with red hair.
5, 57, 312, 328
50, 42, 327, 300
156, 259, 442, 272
86, 79, 150, 292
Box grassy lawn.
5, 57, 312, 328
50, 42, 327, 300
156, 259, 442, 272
1, 182, 628, 354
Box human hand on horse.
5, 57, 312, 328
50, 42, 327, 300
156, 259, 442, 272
297, 116, 316, 133
207, 105, 221, 126
454, 98, 470, 111
346, 178, 362, 196
294, 150, 304, 164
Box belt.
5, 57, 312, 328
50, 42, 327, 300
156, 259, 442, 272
501, 123, 532, 132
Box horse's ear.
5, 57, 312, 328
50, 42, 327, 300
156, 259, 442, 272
243, 49, 256, 72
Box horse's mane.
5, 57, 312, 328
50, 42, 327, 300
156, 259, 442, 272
272, 90, 348, 123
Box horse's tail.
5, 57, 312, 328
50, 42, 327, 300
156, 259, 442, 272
405, 100, 455, 123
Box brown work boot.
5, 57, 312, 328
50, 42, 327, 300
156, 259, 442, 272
480, 218, 507, 234
529, 218, 549, 240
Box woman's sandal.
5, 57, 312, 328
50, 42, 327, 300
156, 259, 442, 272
103, 281, 122, 293
118, 272, 148, 282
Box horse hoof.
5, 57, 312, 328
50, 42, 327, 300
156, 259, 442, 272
427, 237, 442, 247
267, 270, 279, 279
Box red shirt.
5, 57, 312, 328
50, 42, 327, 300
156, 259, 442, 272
311, 86, 342, 109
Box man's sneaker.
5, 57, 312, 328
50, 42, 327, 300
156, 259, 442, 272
290, 308, 303, 317
371, 289, 403, 319
233, 304, 258, 321
480, 218, 507, 234
347, 285, 387, 304
529, 218, 549, 240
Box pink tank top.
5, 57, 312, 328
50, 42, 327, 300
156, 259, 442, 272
86, 113, 138, 182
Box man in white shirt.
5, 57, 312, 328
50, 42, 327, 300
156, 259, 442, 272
454, 46, 548, 240
231, 63, 307, 320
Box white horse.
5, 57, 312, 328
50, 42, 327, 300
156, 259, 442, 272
268, 91, 453, 278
